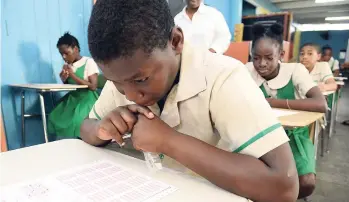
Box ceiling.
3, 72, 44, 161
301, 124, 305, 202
270, 0, 349, 24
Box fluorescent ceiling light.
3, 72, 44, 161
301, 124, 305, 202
316, 0, 345, 3
294, 23, 349, 31
326, 16, 349, 21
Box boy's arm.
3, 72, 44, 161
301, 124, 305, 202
132, 66, 298, 202
162, 131, 298, 202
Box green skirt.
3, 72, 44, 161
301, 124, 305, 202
286, 127, 316, 176
48, 89, 98, 138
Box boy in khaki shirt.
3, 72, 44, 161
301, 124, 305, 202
82, 0, 298, 201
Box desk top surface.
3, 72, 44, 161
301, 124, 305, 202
336, 81, 345, 86
10, 84, 88, 90
274, 108, 323, 127
334, 76, 347, 81
323, 90, 335, 96
0, 140, 247, 202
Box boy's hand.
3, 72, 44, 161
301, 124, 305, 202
96, 105, 154, 146
131, 114, 176, 153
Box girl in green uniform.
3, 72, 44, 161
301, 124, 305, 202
48, 33, 99, 139
247, 23, 327, 199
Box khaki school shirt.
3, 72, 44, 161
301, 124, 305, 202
310, 62, 334, 84
89, 44, 289, 178
246, 62, 316, 99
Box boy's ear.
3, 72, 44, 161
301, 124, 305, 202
170, 26, 184, 55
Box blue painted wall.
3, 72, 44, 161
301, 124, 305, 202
205, 0, 243, 41
300, 30, 349, 64
1, 0, 93, 150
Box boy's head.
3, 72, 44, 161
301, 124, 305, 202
185, 0, 202, 9
251, 23, 284, 78
57, 32, 80, 64
299, 43, 321, 70
321, 46, 333, 62
88, 0, 184, 106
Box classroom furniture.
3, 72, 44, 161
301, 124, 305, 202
334, 77, 348, 81
274, 108, 324, 158
10, 84, 88, 147
224, 42, 250, 64
1, 111, 8, 152
0, 139, 249, 202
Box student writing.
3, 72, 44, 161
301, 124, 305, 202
48, 33, 99, 139
81, 1, 299, 201
246, 23, 327, 199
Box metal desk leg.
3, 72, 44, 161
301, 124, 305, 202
314, 121, 319, 160
38, 93, 49, 143
320, 126, 325, 157
329, 91, 336, 138
333, 90, 340, 134
21, 91, 25, 147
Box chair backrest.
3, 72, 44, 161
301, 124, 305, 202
97, 74, 107, 89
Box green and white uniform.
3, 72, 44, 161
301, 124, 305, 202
311, 62, 335, 109
48, 57, 99, 138
246, 62, 317, 175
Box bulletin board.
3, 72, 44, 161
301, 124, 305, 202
242, 12, 293, 42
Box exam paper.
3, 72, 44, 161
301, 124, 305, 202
0, 160, 177, 202
273, 109, 299, 118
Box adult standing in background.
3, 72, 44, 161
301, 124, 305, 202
174, 0, 231, 54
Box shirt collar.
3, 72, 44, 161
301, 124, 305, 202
180, 3, 207, 19
246, 62, 295, 89
175, 42, 207, 102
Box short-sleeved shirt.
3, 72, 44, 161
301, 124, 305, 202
310, 62, 334, 84
328, 57, 340, 72
246, 62, 316, 99
174, 3, 231, 54
90, 44, 289, 175
71, 56, 99, 80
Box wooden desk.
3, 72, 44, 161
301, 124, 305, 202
334, 76, 347, 81
10, 84, 88, 146
0, 140, 248, 202
273, 108, 324, 158
274, 108, 323, 128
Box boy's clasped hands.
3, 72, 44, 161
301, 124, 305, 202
96, 104, 176, 153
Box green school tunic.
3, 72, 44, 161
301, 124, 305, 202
260, 79, 316, 176
48, 62, 99, 138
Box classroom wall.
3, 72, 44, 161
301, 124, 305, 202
245, 0, 279, 13
205, 0, 243, 41
1, 0, 93, 150
243, 1, 256, 17
300, 30, 349, 63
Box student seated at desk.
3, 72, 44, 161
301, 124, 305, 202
81, 1, 299, 201
321, 45, 340, 77
299, 43, 337, 93
246, 23, 327, 199
300, 43, 338, 110
48, 33, 99, 139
